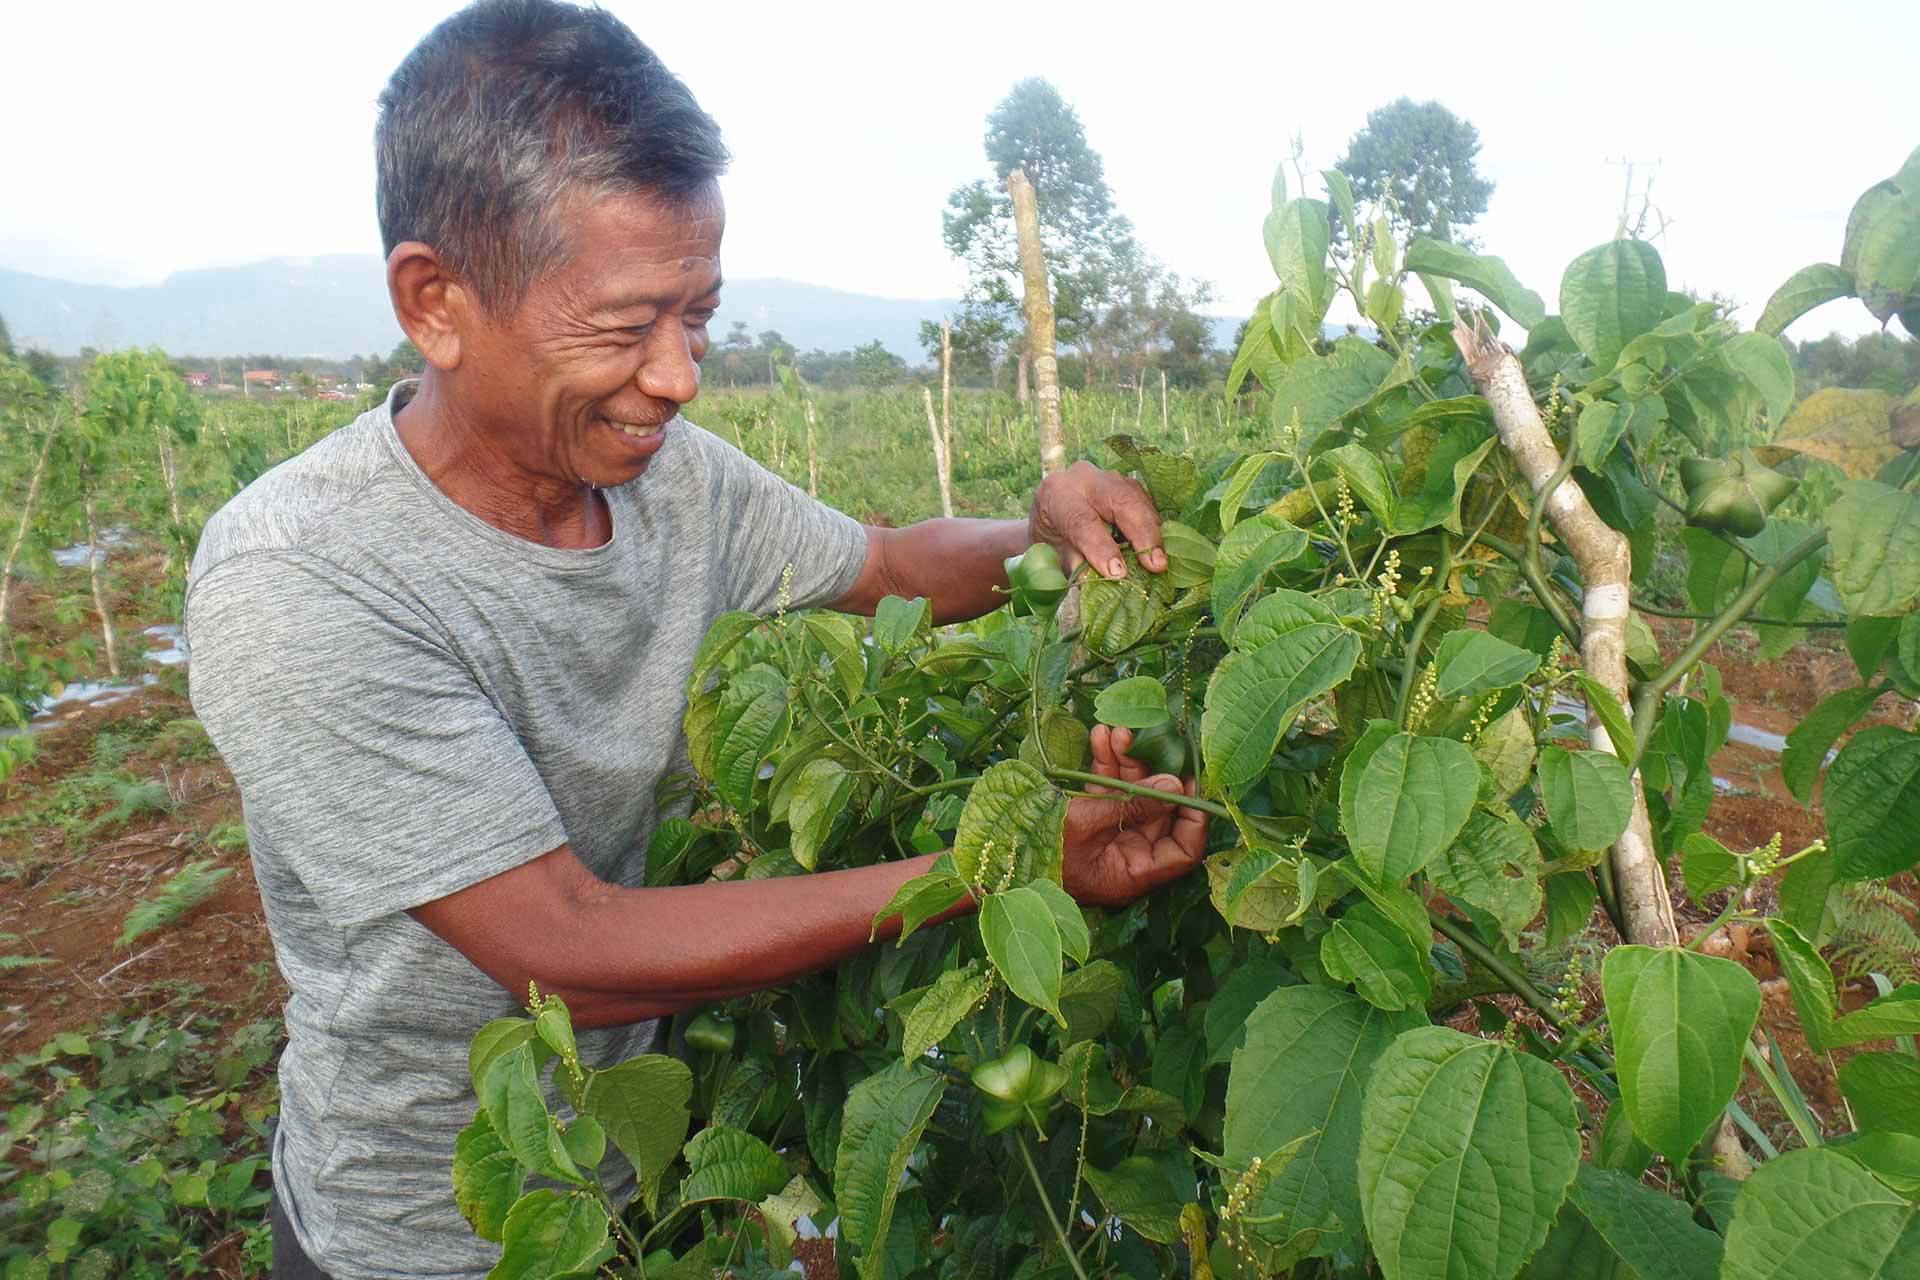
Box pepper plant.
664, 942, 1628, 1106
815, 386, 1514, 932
455, 146, 1920, 1280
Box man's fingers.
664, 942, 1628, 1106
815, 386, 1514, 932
1065, 507, 1130, 581
1169, 777, 1209, 860
1118, 776, 1183, 830
1099, 472, 1166, 573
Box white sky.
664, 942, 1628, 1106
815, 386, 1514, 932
4, 0, 1915, 341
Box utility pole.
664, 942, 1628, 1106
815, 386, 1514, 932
1604, 156, 1663, 240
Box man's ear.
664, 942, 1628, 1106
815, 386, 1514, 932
387, 242, 469, 371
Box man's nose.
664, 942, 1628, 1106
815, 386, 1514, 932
635, 322, 701, 405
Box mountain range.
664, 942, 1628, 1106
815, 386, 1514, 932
0, 255, 1314, 361
0, 257, 969, 361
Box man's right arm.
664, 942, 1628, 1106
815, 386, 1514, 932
409, 726, 1206, 1029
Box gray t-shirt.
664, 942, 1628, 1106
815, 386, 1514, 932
185, 382, 867, 1279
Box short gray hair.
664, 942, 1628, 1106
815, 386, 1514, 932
376, 0, 729, 314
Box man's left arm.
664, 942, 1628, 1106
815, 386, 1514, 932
832, 460, 1171, 622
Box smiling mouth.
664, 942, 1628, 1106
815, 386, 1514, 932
609, 420, 665, 439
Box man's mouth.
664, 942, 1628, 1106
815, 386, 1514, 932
610, 420, 665, 439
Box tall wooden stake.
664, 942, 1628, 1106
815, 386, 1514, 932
923, 386, 954, 517
1006, 168, 1066, 477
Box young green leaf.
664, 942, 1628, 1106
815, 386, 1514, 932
1840, 1052, 1920, 1137
1722, 1147, 1920, 1280
1537, 746, 1634, 853
1339, 730, 1478, 883
870, 869, 971, 945
872, 594, 931, 655
1434, 630, 1540, 700
1026, 879, 1090, 964
900, 965, 990, 1062
1211, 514, 1310, 629
681, 1125, 790, 1205
1321, 902, 1432, 1011
981, 887, 1065, 1025
1768, 919, 1839, 1052
1403, 239, 1548, 328
1358, 1027, 1580, 1280
1092, 676, 1170, 729
492, 1189, 610, 1280
1202, 624, 1361, 788
1680, 832, 1741, 904
787, 757, 852, 870
452, 1112, 523, 1243
1756, 262, 1855, 337
580, 1056, 693, 1214
1560, 240, 1668, 371
1083, 1158, 1188, 1245
1830, 985, 1920, 1048
835, 1063, 946, 1280
1827, 480, 1920, 617
1602, 945, 1762, 1165
1824, 726, 1920, 880
952, 760, 1066, 888
1225, 986, 1424, 1255
479, 1043, 581, 1186
1429, 809, 1542, 949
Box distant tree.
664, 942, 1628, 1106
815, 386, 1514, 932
0, 313, 12, 359
388, 338, 423, 373
723, 320, 752, 350
851, 340, 905, 391
1334, 99, 1494, 246
22, 350, 59, 390
1082, 246, 1218, 389
919, 306, 1012, 385
942, 78, 1134, 380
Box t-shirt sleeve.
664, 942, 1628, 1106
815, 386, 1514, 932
696, 425, 869, 613
186, 551, 570, 927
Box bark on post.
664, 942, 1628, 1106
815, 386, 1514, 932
940, 321, 953, 471
805, 400, 818, 498
80, 474, 121, 680
0, 417, 59, 663
1006, 169, 1067, 478
1453, 314, 1675, 948
923, 387, 954, 518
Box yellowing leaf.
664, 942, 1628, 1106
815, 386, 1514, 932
1774, 387, 1899, 478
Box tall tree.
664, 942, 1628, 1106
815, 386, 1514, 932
1334, 99, 1494, 246
941, 79, 1133, 385
0, 313, 12, 359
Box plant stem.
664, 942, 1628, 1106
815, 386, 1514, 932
1016, 1132, 1090, 1280
595, 1185, 647, 1273
1394, 537, 1453, 726
1481, 533, 1582, 648
1629, 529, 1829, 764
1742, 1040, 1824, 1149
1429, 909, 1615, 1072
1632, 599, 1846, 628
1046, 768, 1233, 820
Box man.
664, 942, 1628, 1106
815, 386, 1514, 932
186, 2, 1204, 1276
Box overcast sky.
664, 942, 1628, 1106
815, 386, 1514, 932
4, 0, 1914, 341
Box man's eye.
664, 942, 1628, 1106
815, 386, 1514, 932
686, 311, 715, 328
622, 324, 655, 338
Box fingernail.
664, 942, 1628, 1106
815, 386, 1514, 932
1108, 558, 1125, 577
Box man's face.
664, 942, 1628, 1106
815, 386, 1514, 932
456, 184, 723, 489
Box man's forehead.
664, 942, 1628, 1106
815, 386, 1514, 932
559, 189, 724, 302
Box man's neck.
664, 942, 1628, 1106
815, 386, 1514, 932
391, 376, 611, 550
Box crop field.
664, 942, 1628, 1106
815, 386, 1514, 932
4, 151, 1920, 1279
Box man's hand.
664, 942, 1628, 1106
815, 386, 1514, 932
1029, 460, 1168, 581
1061, 725, 1208, 908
